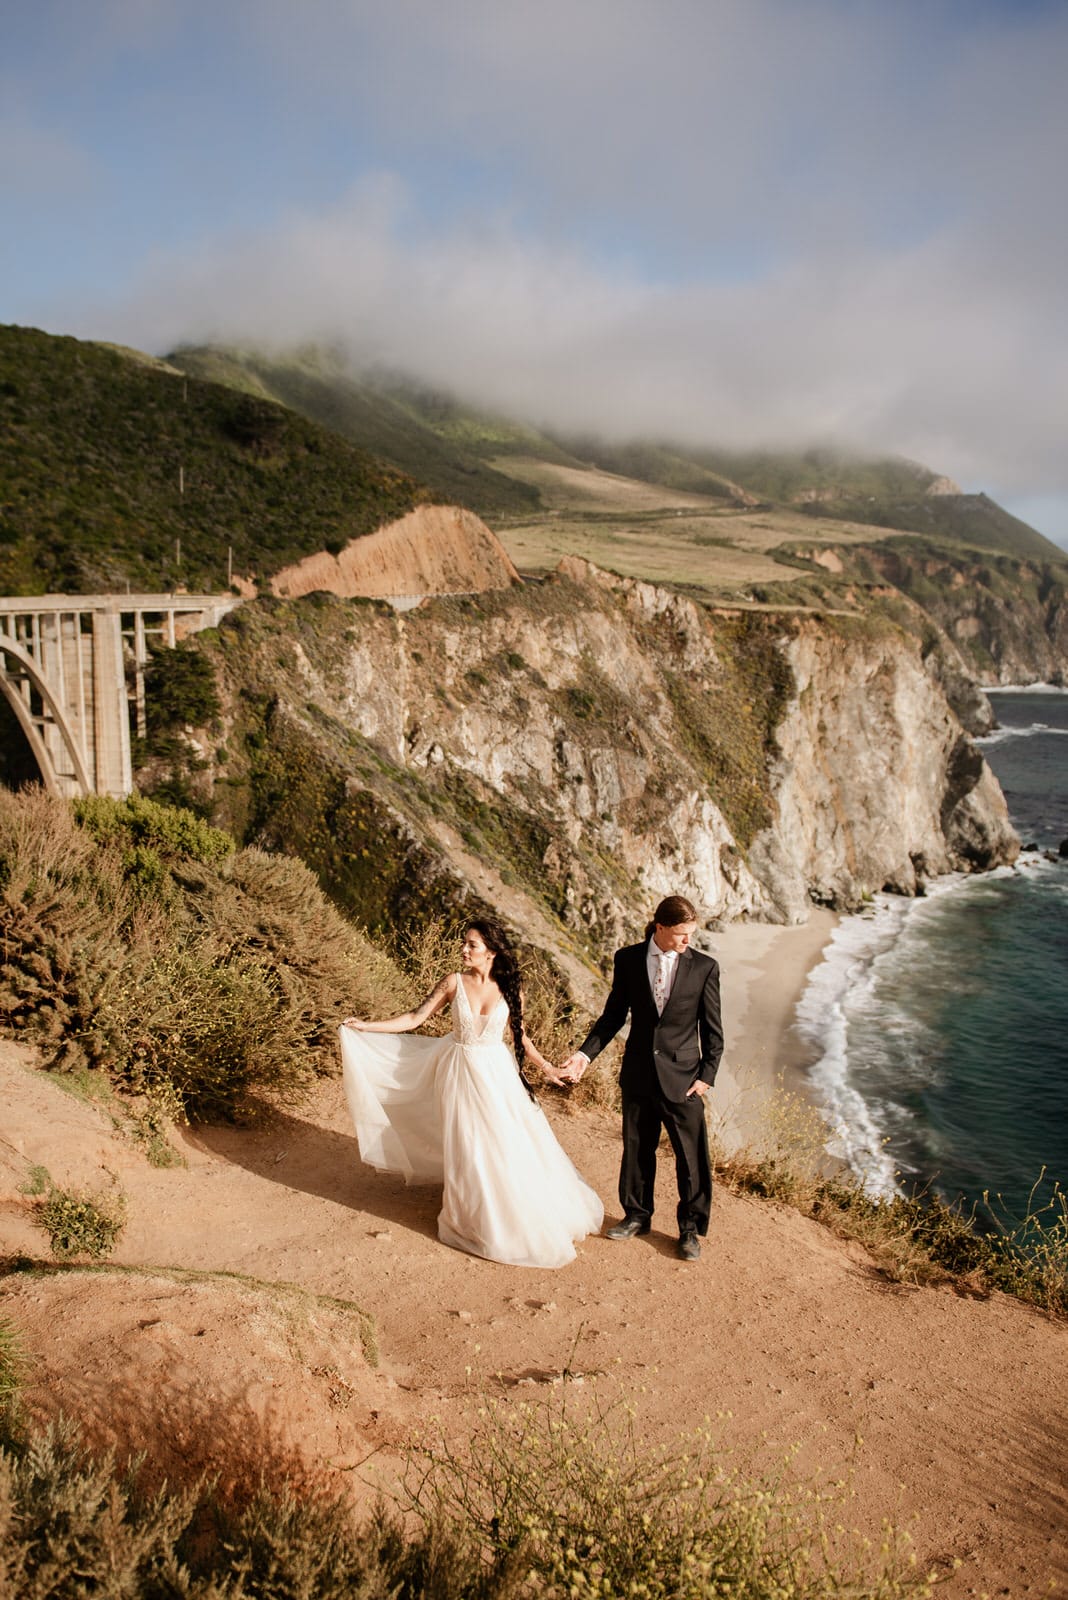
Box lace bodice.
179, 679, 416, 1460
452, 973, 509, 1046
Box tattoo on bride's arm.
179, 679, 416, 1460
412, 975, 453, 1024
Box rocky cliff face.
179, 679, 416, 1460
748, 620, 1018, 921
174, 559, 1017, 982
796, 541, 1068, 688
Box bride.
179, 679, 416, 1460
339, 919, 604, 1268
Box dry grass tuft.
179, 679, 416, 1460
718, 1083, 1068, 1316
0, 1386, 935, 1598
406, 1389, 935, 1599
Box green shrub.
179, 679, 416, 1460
0, 1401, 933, 1598
143, 643, 221, 733
109, 945, 316, 1120
36, 1186, 126, 1261
0, 788, 406, 1121
73, 791, 234, 866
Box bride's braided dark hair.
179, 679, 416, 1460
466, 918, 536, 1100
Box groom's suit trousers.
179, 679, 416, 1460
620, 1081, 712, 1233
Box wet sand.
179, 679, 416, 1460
710, 909, 839, 1148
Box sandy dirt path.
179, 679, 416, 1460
1, 1040, 1065, 1598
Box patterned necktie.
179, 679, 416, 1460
654, 951, 672, 1014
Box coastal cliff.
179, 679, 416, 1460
748, 618, 1019, 921
158, 559, 1017, 976
793, 539, 1068, 688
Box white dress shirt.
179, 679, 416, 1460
648, 939, 679, 1013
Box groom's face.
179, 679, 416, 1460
653, 920, 697, 953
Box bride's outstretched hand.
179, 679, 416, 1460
342, 1016, 367, 1029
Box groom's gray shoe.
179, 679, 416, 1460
677, 1230, 701, 1261
605, 1217, 651, 1240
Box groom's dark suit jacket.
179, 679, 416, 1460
579, 942, 723, 1101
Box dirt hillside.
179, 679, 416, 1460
1, 1040, 1065, 1597
269, 503, 520, 598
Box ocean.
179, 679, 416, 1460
794, 687, 1068, 1222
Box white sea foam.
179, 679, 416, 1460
1013, 849, 1064, 874
985, 683, 1068, 695
795, 705, 1068, 1204
793, 875, 976, 1199
793, 899, 908, 1197
978, 722, 1068, 746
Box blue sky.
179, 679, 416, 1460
3, 0, 1068, 547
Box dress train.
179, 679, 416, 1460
339, 977, 603, 1267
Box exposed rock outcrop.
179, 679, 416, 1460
270, 504, 519, 600
184, 561, 1018, 969
749, 621, 1018, 921
923, 650, 996, 737
841, 543, 1068, 687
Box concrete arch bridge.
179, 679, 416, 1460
0, 593, 241, 799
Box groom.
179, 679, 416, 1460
559, 895, 722, 1261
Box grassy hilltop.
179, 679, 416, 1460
0, 325, 427, 595
168, 342, 548, 518
4, 323, 1065, 606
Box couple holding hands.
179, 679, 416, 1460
339, 895, 722, 1269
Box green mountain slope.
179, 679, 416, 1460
369, 372, 583, 466
0, 325, 428, 595
794, 488, 1062, 561
166, 345, 546, 517
167, 340, 1063, 568
552, 439, 1065, 564
665, 444, 939, 505
547, 437, 754, 502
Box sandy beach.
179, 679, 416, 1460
710, 908, 840, 1148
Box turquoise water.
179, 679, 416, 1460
795, 689, 1068, 1220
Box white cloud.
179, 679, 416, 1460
64, 174, 1068, 505
24, 0, 1068, 514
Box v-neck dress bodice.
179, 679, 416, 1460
451, 975, 509, 1046
340, 975, 602, 1268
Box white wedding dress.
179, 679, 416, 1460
339, 977, 603, 1267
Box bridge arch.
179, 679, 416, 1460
1, 592, 243, 800
0, 635, 93, 796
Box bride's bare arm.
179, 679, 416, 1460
343, 974, 456, 1033
521, 1029, 566, 1085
